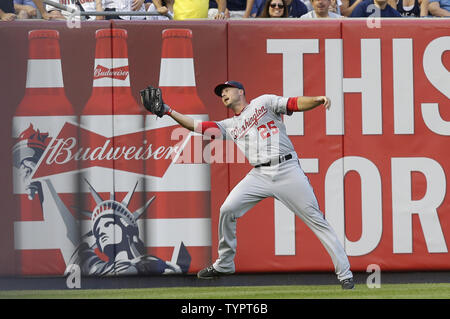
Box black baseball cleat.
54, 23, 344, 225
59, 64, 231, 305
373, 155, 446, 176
197, 265, 230, 279
340, 278, 355, 290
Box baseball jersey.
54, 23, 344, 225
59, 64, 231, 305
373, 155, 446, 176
215, 94, 296, 166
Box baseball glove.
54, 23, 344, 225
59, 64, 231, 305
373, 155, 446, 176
140, 85, 168, 118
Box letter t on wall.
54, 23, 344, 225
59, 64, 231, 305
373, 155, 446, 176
267, 39, 319, 136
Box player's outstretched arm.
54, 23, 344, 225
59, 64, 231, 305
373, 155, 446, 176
139, 85, 220, 136
169, 112, 222, 138
295, 96, 331, 112
169, 110, 198, 132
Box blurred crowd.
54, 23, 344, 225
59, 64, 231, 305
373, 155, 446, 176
1, 0, 449, 21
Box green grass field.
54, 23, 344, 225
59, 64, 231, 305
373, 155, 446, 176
1, 283, 449, 299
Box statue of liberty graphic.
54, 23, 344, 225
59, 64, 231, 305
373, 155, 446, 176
68, 179, 191, 276
13, 124, 191, 276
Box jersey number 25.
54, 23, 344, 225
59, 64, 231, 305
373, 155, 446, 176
257, 120, 279, 140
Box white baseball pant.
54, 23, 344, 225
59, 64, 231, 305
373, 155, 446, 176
212, 156, 353, 281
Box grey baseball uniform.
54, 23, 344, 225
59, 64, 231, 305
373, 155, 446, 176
211, 94, 352, 281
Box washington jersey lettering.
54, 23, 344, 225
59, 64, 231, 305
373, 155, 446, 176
215, 94, 296, 166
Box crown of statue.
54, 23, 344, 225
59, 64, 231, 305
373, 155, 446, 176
81, 179, 156, 235
17, 124, 49, 151
91, 200, 137, 229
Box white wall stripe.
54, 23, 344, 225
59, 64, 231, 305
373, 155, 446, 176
159, 58, 196, 87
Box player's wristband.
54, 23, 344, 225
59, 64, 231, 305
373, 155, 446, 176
199, 121, 222, 139
164, 104, 173, 115
286, 97, 299, 115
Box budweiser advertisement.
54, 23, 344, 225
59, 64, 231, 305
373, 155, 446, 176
7, 25, 225, 276
1, 20, 449, 276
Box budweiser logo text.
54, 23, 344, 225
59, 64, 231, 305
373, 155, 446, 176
33, 122, 186, 178
93, 65, 129, 80
46, 137, 178, 164
31, 121, 256, 181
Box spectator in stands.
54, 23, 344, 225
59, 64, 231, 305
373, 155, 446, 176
301, 0, 312, 10
115, 0, 147, 20
132, 0, 148, 19
172, 0, 223, 19
71, 0, 146, 20
34, 0, 104, 20
301, 0, 343, 16
96, 0, 126, 20
285, 0, 309, 16
329, 0, 343, 13
204, 0, 227, 19
252, 0, 308, 16
350, 0, 402, 16
172, 0, 208, 19
146, 0, 174, 19
28, 0, 51, 19
302, 0, 343, 14
9, 0, 48, 20
250, 0, 265, 15
86, 0, 146, 20
131, 0, 146, 12
0, 0, 16, 20
258, 0, 289, 16
428, 0, 450, 16
14, 0, 37, 19
396, 0, 429, 16
209, 0, 255, 18
39, 0, 77, 20
340, 0, 360, 15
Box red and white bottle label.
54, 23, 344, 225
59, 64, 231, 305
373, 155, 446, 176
25, 59, 64, 88
92, 58, 130, 87
159, 58, 196, 87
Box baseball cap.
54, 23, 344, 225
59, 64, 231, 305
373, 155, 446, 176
214, 81, 245, 97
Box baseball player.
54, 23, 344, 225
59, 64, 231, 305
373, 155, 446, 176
140, 81, 354, 289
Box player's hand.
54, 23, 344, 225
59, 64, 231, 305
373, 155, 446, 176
323, 96, 331, 110
315, 96, 331, 110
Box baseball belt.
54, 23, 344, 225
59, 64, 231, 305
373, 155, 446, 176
254, 153, 293, 168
